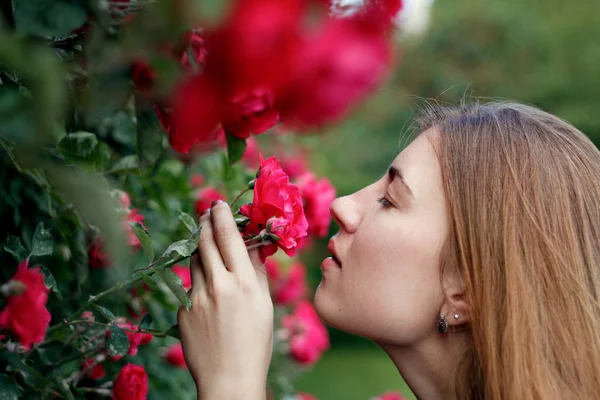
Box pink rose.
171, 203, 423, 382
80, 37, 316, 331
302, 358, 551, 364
194, 186, 227, 216
172, 265, 192, 290
222, 87, 280, 139
266, 259, 307, 305
371, 392, 406, 400
112, 364, 148, 400
240, 155, 308, 261
297, 173, 336, 237
282, 301, 329, 365
82, 358, 106, 380
165, 343, 187, 368
280, 156, 308, 180
0, 261, 51, 349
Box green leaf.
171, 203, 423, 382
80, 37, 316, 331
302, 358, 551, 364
164, 324, 180, 340
156, 268, 192, 310
226, 131, 247, 166
93, 304, 116, 322
57, 132, 111, 171
13, 0, 87, 37
130, 222, 154, 262
0, 373, 21, 400
107, 325, 130, 357
179, 211, 198, 233
30, 222, 53, 257
3, 235, 27, 262
161, 227, 201, 259
139, 313, 153, 330
109, 155, 141, 175
38, 266, 62, 299
141, 273, 160, 293
136, 97, 166, 171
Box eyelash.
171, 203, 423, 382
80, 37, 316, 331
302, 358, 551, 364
377, 196, 394, 208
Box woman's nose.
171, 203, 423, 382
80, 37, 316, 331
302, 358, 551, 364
330, 192, 362, 234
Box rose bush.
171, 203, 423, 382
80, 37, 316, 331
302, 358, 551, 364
0, 0, 401, 398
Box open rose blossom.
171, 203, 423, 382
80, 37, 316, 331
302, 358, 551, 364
113, 364, 148, 400
370, 392, 406, 400
240, 155, 308, 261
297, 173, 336, 237
282, 301, 329, 365
0, 261, 51, 349
266, 259, 308, 305
165, 343, 187, 368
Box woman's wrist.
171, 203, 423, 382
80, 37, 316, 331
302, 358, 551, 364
196, 379, 267, 400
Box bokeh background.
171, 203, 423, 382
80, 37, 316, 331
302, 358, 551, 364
293, 0, 600, 398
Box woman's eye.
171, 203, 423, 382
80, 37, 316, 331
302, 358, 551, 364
377, 196, 394, 208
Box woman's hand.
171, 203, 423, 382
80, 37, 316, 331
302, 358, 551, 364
178, 201, 274, 400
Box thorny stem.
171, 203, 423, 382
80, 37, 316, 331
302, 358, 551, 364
231, 187, 251, 209
47, 254, 187, 336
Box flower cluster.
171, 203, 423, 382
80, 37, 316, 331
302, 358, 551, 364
0, 261, 51, 349
88, 191, 147, 269
131, 0, 401, 153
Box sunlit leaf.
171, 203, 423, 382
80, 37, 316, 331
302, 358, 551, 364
30, 222, 53, 257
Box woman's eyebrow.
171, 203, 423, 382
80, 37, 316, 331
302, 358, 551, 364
388, 166, 413, 197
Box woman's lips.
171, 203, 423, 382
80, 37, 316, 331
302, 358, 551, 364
321, 256, 341, 270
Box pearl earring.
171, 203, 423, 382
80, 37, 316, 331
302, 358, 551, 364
453, 313, 460, 320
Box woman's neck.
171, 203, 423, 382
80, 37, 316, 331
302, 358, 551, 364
377, 331, 469, 400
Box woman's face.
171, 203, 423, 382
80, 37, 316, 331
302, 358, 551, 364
314, 131, 450, 344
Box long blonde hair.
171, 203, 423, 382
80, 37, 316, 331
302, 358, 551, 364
418, 101, 600, 399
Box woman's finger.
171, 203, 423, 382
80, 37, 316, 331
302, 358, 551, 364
198, 210, 227, 283
248, 248, 269, 294
210, 201, 256, 282
189, 252, 206, 293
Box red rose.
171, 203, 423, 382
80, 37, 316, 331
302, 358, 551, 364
172, 265, 192, 290
297, 393, 318, 400
164, 343, 187, 368
280, 155, 308, 180
266, 259, 307, 305
82, 358, 106, 380
240, 155, 308, 261
282, 301, 329, 365
112, 364, 148, 400
190, 174, 205, 187
169, 74, 222, 153
221, 87, 280, 139
131, 61, 157, 93
194, 186, 227, 216
278, 14, 393, 128
297, 173, 336, 237
181, 33, 207, 71
0, 261, 51, 349
139, 332, 153, 345
371, 392, 406, 400
88, 237, 111, 269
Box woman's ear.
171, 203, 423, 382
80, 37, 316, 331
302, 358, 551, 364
440, 275, 470, 328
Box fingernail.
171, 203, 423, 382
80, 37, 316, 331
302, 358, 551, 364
212, 199, 224, 207
201, 208, 210, 216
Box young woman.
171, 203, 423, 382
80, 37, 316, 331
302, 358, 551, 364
177, 101, 600, 400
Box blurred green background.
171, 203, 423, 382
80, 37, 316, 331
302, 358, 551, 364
294, 0, 600, 398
